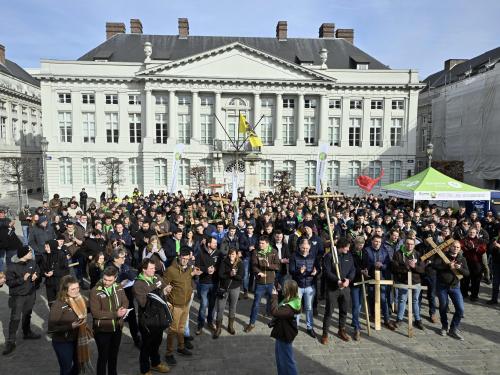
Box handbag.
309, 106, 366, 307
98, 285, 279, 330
216, 279, 233, 299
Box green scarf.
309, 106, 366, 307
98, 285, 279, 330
175, 240, 180, 255
400, 245, 413, 258
258, 244, 273, 256
137, 272, 155, 285
280, 296, 301, 311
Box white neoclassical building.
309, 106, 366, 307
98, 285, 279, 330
37, 19, 422, 199
0, 43, 42, 198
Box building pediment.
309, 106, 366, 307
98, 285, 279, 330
137, 42, 336, 84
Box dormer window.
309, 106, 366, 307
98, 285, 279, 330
356, 63, 369, 70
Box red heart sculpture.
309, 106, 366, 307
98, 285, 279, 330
356, 169, 385, 192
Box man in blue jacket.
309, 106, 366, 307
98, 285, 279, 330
289, 238, 320, 338
362, 235, 396, 330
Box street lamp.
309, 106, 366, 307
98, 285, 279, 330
40, 137, 49, 201
426, 143, 434, 168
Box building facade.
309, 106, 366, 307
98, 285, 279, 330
417, 47, 500, 189
0, 44, 42, 199
38, 19, 421, 199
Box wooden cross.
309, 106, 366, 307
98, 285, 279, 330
354, 270, 393, 331
353, 274, 371, 336
420, 238, 463, 280
393, 271, 428, 338
211, 195, 230, 211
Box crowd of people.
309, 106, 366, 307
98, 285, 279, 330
0, 186, 499, 375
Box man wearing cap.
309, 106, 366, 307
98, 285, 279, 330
3, 246, 41, 355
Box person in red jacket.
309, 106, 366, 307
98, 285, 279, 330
460, 228, 487, 301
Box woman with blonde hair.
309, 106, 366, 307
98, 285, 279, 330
213, 248, 244, 338
48, 275, 92, 374
270, 279, 301, 375
142, 235, 167, 275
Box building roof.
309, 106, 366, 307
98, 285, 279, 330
0, 59, 40, 87
78, 34, 389, 70
423, 46, 500, 89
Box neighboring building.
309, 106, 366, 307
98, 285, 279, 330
0, 43, 42, 199
418, 47, 500, 189
37, 18, 421, 198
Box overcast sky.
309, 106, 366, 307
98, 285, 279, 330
1, 0, 499, 79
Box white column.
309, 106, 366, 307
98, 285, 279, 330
191, 91, 200, 144
214, 91, 223, 142
168, 90, 177, 144
94, 91, 105, 146
118, 91, 128, 146
319, 94, 328, 144
297, 94, 305, 146
362, 97, 370, 148
144, 89, 153, 140
340, 97, 350, 148
274, 93, 282, 146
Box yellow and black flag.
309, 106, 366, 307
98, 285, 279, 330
238, 113, 263, 147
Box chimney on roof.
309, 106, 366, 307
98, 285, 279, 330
178, 18, 189, 39
0, 44, 5, 65
276, 21, 287, 41
106, 22, 126, 40
444, 59, 467, 71
130, 19, 143, 34
319, 23, 335, 38
335, 28, 354, 44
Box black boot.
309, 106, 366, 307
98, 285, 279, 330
2, 342, 16, 355
213, 321, 222, 339
22, 314, 40, 339
8, 319, 20, 344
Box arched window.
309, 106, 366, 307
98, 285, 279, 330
305, 161, 317, 187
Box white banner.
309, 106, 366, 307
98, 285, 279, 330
169, 144, 185, 194
316, 143, 329, 194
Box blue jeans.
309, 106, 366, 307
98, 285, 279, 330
491, 263, 500, 302
249, 283, 273, 324
350, 286, 363, 330
242, 257, 250, 292
275, 339, 298, 375
297, 285, 315, 329
52, 340, 78, 375
197, 283, 216, 327
184, 291, 194, 336
0, 249, 16, 273
436, 283, 464, 331
368, 285, 391, 322
397, 286, 422, 321
21, 225, 29, 246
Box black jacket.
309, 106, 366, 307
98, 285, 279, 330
272, 241, 290, 275
6, 257, 39, 296
0, 226, 23, 252
41, 241, 69, 287
270, 295, 300, 343
218, 256, 244, 289
83, 237, 106, 259
433, 252, 469, 288
391, 248, 426, 284
195, 246, 222, 285
323, 251, 356, 290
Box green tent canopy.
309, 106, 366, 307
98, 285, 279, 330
381, 167, 490, 201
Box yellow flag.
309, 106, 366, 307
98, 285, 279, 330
238, 113, 249, 133
248, 130, 263, 147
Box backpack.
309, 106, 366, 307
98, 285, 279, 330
140, 290, 173, 332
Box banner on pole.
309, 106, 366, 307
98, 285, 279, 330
316, 143, 329, 194
169, 143, 185, 194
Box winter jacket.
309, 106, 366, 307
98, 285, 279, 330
460, 237, 487, 264
239, 233, 258, 258
433, 252, 470, 288
89, 281, 128, 333
48, 299, 82, 342
272, 241, 290, 275
391, 247, 426, 285
41, 241, 69, 287
0, 226, 23, 252
132, 273, 168, 313
63, 227, 85, 257
362, 245, 392, 280
220, 234, 239, 257
218, 256, 244, 290
252, 247, 280, 286
29, 224, 55, 256
163, 259, 193, 306
323, 251, 356, 291
289, 250, 319, 288
6, 257, 39, 296
195, 246, 222, 285
270, 295, 301, 343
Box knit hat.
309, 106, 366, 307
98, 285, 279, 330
38, 216, 48, 225
17, 246, 31, 259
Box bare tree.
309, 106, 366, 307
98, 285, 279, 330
190, 166, 207, 192
273, 170, 292, 197
0, 156, 33, 212
98, 158, 124, 197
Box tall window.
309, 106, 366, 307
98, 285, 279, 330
283, 98, 295, 108
391, 118, 403, 146
261, 98, 274, 108
129, 113, 142, 143
304, 99, 317, 109
129, 158, 139, 185
282, 116, 295, 145
178, 95, 191, 106
329, 99, 341, 109
371, 100, 383, 110
155, 113, 168, 144
260, 160, 274, 187
327, 160, 340, 187
105, 112, 119, 143
257, 116, 271, 145
12, 119, 18, 143
179, 159, 190, 186
178, 114, 191, 144
390, 161, 402, 183
348, 160, 361, 186
369, 118, 382, 146
200, 96, 213, 107
82, 158, 96, 184
128, 95, 141, 105
82, 112, 95, 143
304, 116, 316, 145
200, 114, 213, 145
368, 161, 382, 186
328, 117, 340, 146
0, 117, 6, 140
155, 95, 168, 105
305, 161, 316, 187
392, 100, 404, 110
283, 160, 296, 187
58, 93, 71, 104
202, 159, 213, 184
58, 112, 72, 142
350, 100, 362, 109
105, 94, 118, 104
154, 158, 167, 186
348, 118, 361, 146
82, 93, 95, 104
59, 157, 72, 184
